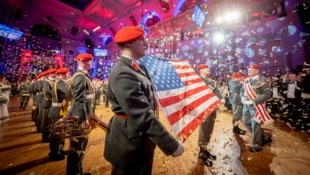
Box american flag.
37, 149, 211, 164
141, 55, 221, 142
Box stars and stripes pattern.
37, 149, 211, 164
141, 55, 221, 142
244, 80, 274, 125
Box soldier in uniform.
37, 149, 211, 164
35, 71, 46, 132
240, 64, 272, 152
93, 78, 103, 106
48, 67, 70, 161
19, 78, 32, 110
41, 68, 57, 142
31, 74, 40, 123
67, 53, 94, 175
104, 26, 184, 175
196, 64, 224, 167
228, 72, 246, 135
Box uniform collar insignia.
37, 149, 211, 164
131, 61, 140, 72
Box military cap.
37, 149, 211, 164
247, 64, 259, 69
114, 26, 144, 43
232, 72, 242, 79
76, 53, 94, 61
40, 70, 49, 77
56, 67, 70, 74
47, 68, 57, 74
197, 64, 208, 70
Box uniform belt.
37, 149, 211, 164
86, 94, 94, 99
52, 102, 63, 107
242, 100, 253, 105
114, 113, 128, 120
233, 93, 240, 96
22, 94, 31, 97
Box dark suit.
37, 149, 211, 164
104, 56, 179, 175
67, 70, 94, 175
283, 80, 304, 129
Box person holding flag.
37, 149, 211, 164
240, 64, 272, 152
197, 64, 224, 167
103, 26, 184, 175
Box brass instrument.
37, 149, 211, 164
52, 115, 108, 139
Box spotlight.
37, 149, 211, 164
212, 31, 225, 44
93, 26, 101, 32
83, 29, 90, 35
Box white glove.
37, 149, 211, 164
172, 140, 184, 157
220, 99, 225, 103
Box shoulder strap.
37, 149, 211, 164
53, 79, 59, 102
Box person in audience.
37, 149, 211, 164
0, 74, 11, 124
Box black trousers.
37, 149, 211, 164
66, 136, 88, 175
110, 139, 155, 175
20, 96, 30, 109
49, 117, 65, 155
198, 110, 217, 147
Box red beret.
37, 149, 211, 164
247, 64, 259, 69
40, 71, 49, 77
198, 64, 208, 70
56, 67, 70, 74
77, 53, 94, 61
47, 68, 57, 74
114, 26, 144, 43
232, 72, 242, 79
35, 74, 41, 80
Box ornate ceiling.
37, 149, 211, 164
0, 0, 198, 45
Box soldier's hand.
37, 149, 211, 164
82, 119, 91, 131
220, 99, 225, 104
172, 140, 184, 157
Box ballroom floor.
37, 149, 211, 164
0, 96, 309, 175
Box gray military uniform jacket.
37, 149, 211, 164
104, 56, 179, 168
240, 75, 271, 105
68, 70, 94, 122
41, 78, 53, 108
202, 77, 223, 99
228, 79, 243, 106
48, 78, 69, 119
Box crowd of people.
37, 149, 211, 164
0, 26, 309, 175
